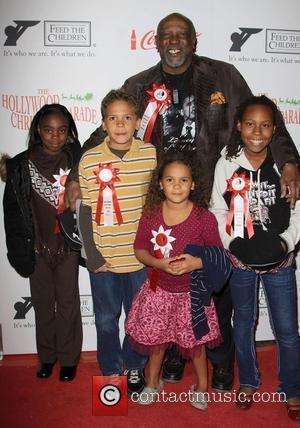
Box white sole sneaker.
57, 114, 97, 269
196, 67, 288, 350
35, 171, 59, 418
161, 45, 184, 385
189, 385, 208, 410
136, 379, 164, 405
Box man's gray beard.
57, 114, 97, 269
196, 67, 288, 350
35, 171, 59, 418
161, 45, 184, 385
162, 48, 189, 69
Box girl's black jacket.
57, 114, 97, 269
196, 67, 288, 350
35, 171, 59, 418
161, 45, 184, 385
3, 142, 81, 277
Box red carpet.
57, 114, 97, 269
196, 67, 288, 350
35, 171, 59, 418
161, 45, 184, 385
0, 346, 296, 428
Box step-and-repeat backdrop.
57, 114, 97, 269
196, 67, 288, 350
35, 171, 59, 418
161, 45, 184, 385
1, 0, 299, 354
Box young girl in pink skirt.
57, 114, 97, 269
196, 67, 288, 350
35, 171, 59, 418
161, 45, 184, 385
126, 151, 223, 410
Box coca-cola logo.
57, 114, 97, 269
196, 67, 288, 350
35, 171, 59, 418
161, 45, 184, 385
130, 29, 201, 51
140, 30, 156, 50
130, 29, 156, 50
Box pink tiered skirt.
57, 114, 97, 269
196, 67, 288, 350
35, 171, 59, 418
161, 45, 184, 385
126, 279, 222, 359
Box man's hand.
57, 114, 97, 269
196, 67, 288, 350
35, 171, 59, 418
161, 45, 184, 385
64, 180, 82, 211
280, 163, 300, 208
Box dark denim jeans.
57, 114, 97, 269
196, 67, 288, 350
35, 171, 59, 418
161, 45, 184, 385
230, 266, 300, 399
89, 268, 147, 375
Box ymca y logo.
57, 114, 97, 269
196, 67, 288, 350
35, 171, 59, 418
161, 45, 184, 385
4, 20, 40, 46
230, 27, 263, 51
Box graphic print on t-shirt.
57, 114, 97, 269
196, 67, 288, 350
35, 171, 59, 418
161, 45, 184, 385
162, 94, 196, 152
248, 178, 278, 228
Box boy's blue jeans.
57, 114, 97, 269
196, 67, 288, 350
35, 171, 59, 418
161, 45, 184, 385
230, 266, 300, 399
89, 268, 147, 375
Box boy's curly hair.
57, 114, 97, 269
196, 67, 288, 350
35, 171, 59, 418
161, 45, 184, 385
226, 95, 285, 159
101, 89, 139, 119
143, 150, 209, 216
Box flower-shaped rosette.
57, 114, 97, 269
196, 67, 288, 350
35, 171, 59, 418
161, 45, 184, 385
150, 225, 176, 258
53, 168, 71, 193
147, 84, 171, 111
226, 172, 250, 195
94, 163, 120, 188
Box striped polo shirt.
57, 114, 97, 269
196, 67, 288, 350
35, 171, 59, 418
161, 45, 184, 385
79, 137, 156, 273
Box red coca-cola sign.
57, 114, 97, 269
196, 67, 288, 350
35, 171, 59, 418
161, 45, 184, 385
130, 29, 156, 50
140, 30, 156, 50
130, 29, 201, 51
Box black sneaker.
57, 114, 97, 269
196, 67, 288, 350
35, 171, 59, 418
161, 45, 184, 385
212, 366, 234, 392
124, 369, 145, 395
162, 356, 185, 383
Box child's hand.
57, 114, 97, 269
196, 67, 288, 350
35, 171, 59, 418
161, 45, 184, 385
168, 254, 203, 275
64, 180, 82, 211
154, 257, 183, 274
94, 262, 111, 273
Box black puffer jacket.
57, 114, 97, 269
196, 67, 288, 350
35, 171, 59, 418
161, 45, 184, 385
3, 142, 81, 277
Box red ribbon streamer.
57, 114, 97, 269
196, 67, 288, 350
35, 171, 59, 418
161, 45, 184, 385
54, 174, 68, 234
150, 248, 164, 292
94, 163, 123, 226
144, 84, 171, 143
225, 172, 254, 238
144, 109, 160, 143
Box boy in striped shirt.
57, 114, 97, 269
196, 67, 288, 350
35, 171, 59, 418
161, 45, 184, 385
79, 89, 156, 394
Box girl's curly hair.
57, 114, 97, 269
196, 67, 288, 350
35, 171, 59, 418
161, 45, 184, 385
28, 103, 79, 150
226, 95, 285, 159
143, 150, 209, 216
